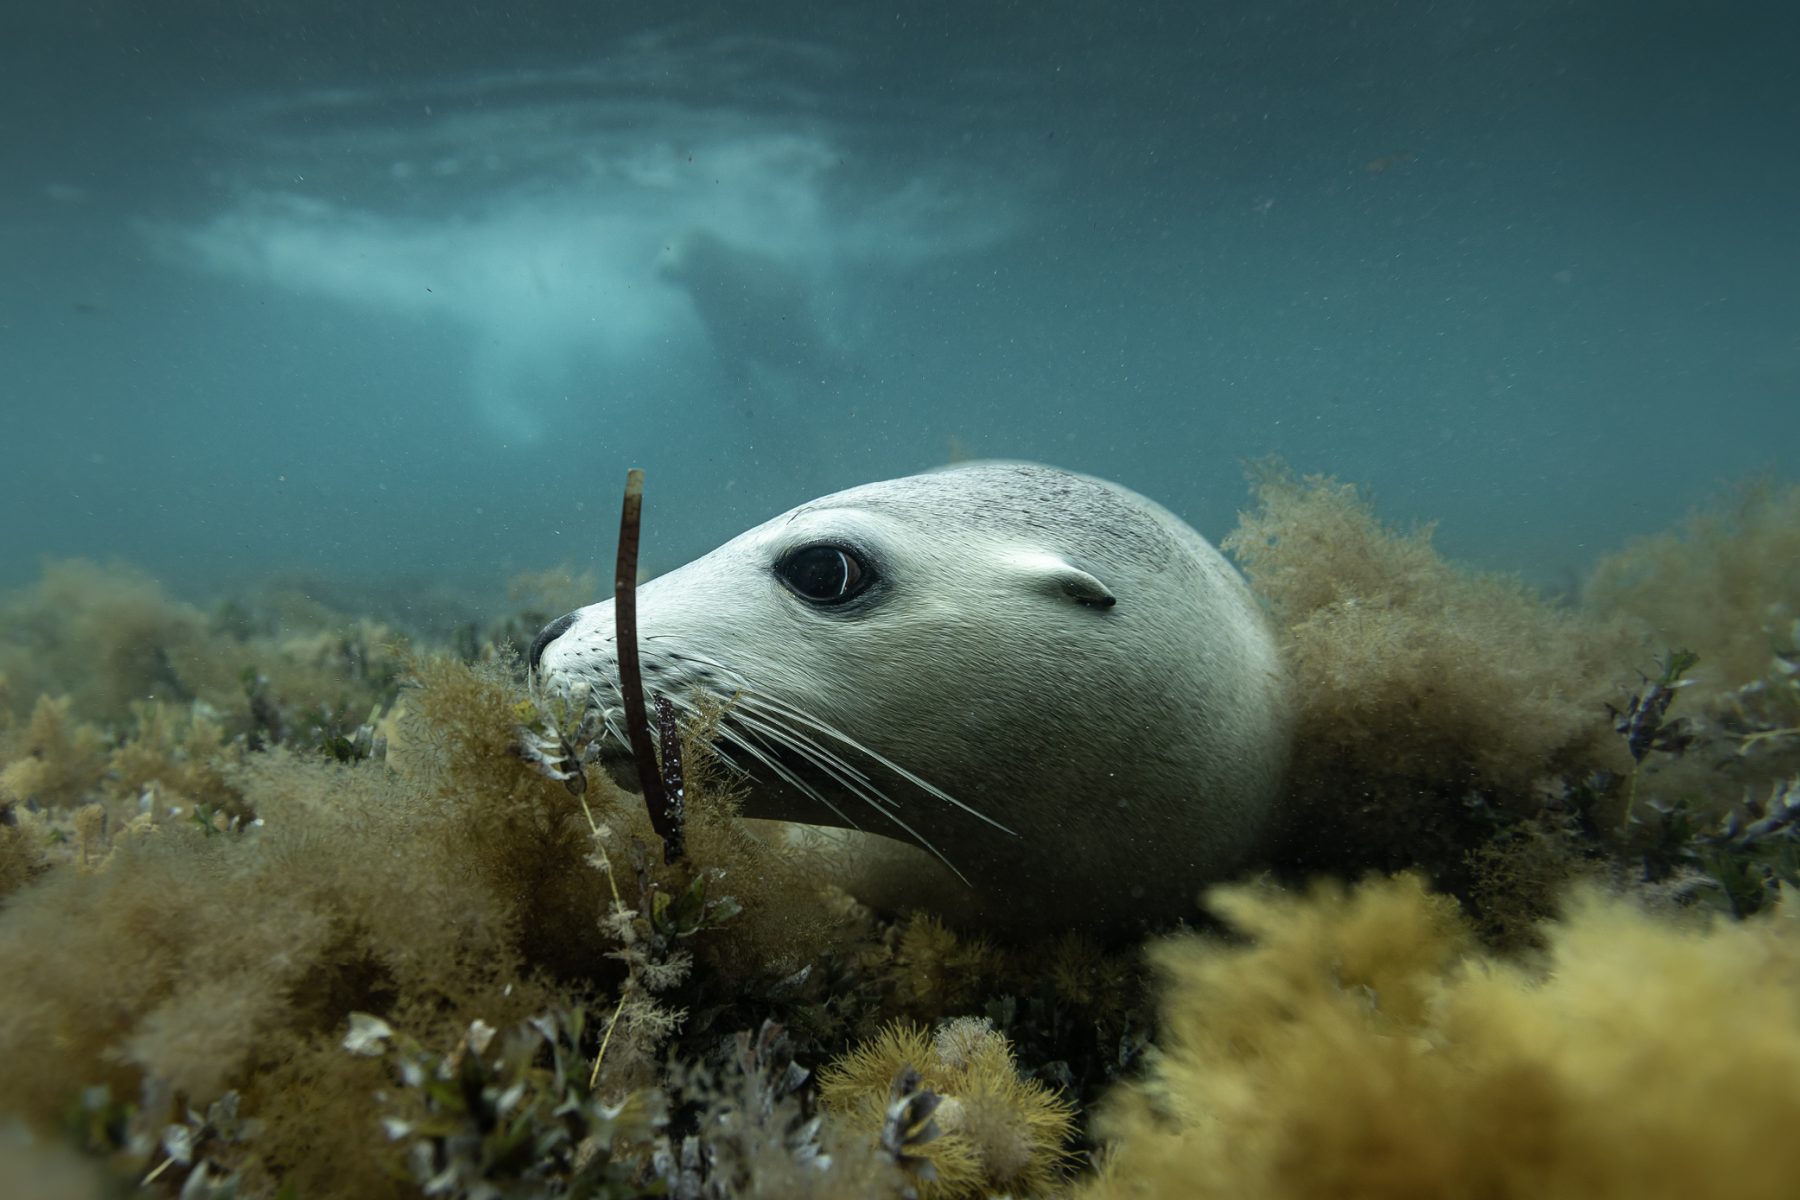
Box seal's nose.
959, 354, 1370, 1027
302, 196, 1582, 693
528, 612, 578, 672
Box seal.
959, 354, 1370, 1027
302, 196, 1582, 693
528, 462, 1293, 931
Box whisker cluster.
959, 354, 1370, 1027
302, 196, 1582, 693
534, 645, 1017, 886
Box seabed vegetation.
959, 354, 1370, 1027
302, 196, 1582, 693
2, 467, 1799, 1198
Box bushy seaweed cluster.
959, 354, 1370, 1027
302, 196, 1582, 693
1230, 465, 1800, 947
3, 470, 1800, 1197
819, 1017, 1076, 1198
0, 568, 1097, 1197
1075, 873, 1800, 1200
351, 1007, 663, 1198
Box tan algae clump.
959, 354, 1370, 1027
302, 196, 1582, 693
1079, 874, 1800, 1200
0, 475, 1797, 1195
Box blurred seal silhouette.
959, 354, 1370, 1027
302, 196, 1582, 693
530, 462, 1292, 931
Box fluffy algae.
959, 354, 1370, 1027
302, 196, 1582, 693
0, 467, 1797, 1197
1081, 874, 1800, 1200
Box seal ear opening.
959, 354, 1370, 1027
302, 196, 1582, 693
1006, 550, 1118, 609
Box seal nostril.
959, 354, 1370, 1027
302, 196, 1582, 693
528, 612, 578, 672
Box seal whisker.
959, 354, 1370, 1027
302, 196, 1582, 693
730, 710, 903, 819
854, 806, 972, 887
596, 701, 629, 751
714, 707, 972, 883
709, 723, 866, 833
736, 694, 1019, 838
726, 708, 882, 792
738, 711, 971, 883
613, 664, 893, 805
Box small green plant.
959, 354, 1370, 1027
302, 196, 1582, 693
514, 689, 598, 796
1716, 624, 1800, 754
1609, 648, 1699, 831
297, 699, 386, 764
1643, 778, 1800, 916
1610, 649, 1700, 763
587, 841, 744, 1093
61, 1084, 257, 1197
351, 1009, 665, 1199
659, 1019, 853, 1198
189, 803, 220, 838
240, 668, 283, 751
61, 1084, 137, 1160
352, 1009, 875, 1200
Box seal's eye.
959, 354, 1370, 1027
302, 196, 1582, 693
776, 543, 870, 605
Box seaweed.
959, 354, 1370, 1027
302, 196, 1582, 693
0, 801, 49, 901
348, 1007, 917, 1200
1586, 478, 1800, 690
1610, 648, 1700, 765
819, 1017, 1076, 1198
2, 468, 1800, 1197
587, 839, 743, 1095
654, 694, 689, 860
1224, 462, 1643, 805
0, 695, 110, 811
1077, 875, 1800, 1200
611, 468, 685, 864
1608, 647, 1699, 831
355, 1008, 663, 1199
654, 1018, 898, 1200
1221, 462, 1647, 933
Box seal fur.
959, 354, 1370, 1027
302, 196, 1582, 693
530, 462, 1292, 931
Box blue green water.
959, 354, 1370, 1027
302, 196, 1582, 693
3, 1, 1795, 611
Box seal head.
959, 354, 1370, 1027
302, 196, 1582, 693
531, 462, 1292, 931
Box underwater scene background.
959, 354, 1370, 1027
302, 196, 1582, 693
4, 0, 1797, 599
3, 2, 1800, 1197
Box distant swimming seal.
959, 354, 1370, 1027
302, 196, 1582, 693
529, 462, 1292, 931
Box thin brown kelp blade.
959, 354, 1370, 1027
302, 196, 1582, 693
612, 467, 684, 863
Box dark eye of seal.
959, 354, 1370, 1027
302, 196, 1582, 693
776, 543, 871, 605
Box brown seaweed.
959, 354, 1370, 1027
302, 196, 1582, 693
612, 467, 684, 864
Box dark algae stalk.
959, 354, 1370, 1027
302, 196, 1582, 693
611, 467, 685, 864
